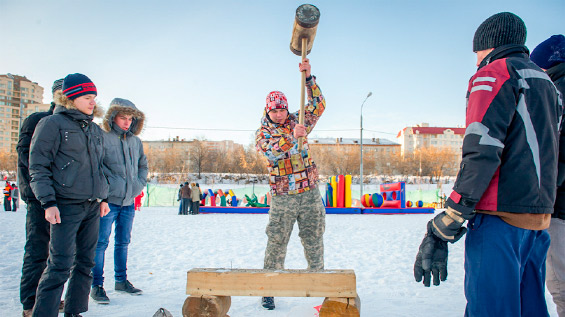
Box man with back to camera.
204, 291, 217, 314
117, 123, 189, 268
413, 12, 562, 316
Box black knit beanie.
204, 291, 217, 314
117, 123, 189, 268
51, 78, 64, 94
473, 12, 526, 52
62, 73, 97, 100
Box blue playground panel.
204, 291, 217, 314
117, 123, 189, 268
200, 206, 269, 214
200, 206, 432, 214
326, 207, 362, 214
362, 207, 434, 214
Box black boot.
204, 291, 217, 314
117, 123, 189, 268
261, 297, 275, 310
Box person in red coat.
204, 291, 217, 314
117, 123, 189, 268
134, 191, 144, 211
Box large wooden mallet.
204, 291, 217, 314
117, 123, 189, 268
290, 4, 320, 151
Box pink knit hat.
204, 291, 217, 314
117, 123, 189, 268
265, 91, 288, 112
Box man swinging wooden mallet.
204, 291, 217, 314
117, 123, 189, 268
254, 3, 326, 311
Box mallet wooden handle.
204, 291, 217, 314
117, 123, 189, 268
298, 37, 307, 152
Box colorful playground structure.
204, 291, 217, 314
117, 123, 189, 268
325, 177, 433, 214
198, 177, 434, 214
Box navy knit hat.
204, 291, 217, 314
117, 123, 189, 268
62, 73, 97, 100
531, 35, 565, 69
473, 12, 526, 52
51, 78, 64, 94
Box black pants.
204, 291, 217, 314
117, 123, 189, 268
182, 198, 190, 215
192, 201, 200, 214
20, 200, 51, 310
32, 201, 100, 317
4, 196, 11, 211
13, 197, 18, 211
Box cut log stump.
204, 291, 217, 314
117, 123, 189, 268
182, 295, 231, 317
319, 296, 361, 317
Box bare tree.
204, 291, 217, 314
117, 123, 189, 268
189, 139, 208, 178
0, 150, 17, 174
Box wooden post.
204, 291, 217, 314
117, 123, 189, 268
297, 37, 307, 152
182, 295, 231, 317
319, 296, 361, 317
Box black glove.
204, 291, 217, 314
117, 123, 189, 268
414, 221, 448, 287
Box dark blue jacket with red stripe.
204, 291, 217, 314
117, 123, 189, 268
447, 45, 563, 217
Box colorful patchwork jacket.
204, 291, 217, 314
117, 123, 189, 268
256, 76, 326, 196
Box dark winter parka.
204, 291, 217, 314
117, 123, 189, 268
17, 102, 55, 203
29, 104, 109, 209
447, 45, 563, 217
102, 99, 148, 207
181, 184, 191, 199
549, 62, 565, 220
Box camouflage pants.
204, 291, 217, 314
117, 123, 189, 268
264, 188, 325, 270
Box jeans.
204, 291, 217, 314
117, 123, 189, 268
181, 198, 190, 215
92, 203, 135, 286
464, 213, 550, 317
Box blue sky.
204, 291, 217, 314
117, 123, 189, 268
1, 0, 563, 145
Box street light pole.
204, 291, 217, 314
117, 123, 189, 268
360, 92, 372, 201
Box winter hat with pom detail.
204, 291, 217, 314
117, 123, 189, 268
531, 35, 565, 70
265, 91, 288, 112
473, 12, 526, 52
62, 73, 97, 100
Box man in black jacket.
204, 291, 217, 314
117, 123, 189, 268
413, 13, 562, 316
531, 34, 565, 317
18, 79, 63, 317
29, 73, 110, 317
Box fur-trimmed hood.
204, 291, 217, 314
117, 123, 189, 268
102, 98, 145, 136
54, 90, 104, 118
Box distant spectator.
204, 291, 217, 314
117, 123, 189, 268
177, 184, 184, 215
11, 184, 19, 211
190, 183, 201, 215
134, 191, 144, 211
4, 180, 12, 211
180, 181, 191, 215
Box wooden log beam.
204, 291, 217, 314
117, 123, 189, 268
182, 295, 231, 317
319, 296, 361, 317
186, 268, 357, 298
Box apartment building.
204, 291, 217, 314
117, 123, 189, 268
0, 74, 44, 152
309, 137, 400, 155
397, 123, 465, 156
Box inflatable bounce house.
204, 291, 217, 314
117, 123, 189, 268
362, 182, 433, 214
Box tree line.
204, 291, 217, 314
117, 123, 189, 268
142, 140, 461, 183
0, 141, 460, 183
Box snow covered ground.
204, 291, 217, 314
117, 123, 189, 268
0, 206, 559, 317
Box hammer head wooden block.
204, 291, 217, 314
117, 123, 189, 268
290, 4, 320, 56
